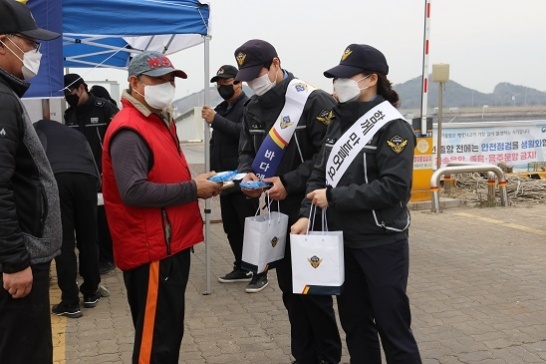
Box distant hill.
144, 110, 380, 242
172, 77, 546, 118
396, 76, 546, 110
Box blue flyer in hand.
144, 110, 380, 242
239, 180, 272, 190
208, 170, 238, 183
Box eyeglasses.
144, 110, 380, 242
10, 34, 41, 53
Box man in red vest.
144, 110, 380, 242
102, 51, 222, 363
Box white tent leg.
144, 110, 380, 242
202, 35, 212, 295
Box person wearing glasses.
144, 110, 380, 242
0, 0, 61, 362
64, 73, 119, 276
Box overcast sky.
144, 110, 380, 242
80, 0, 546, 101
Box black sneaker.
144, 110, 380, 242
217, 269, 252, 283
83, 292, 100, 308
99, 261, 115, 275
52, 302, 82, 318
245, 274, 268, 293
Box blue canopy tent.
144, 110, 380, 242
26, 0, 210, 97
26, 0, 216, 293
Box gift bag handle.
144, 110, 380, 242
261, 191, 281, 224
306, 204, 329, 234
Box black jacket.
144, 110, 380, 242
210, 92, 248, 172
301, 97, 416, 247
0, 69, 62, 273
64, 93, 118, 173
34, 119, 100, 189
238, 71, 336, 218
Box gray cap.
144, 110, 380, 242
128, 51, 187, 79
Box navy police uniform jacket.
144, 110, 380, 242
64, 94, 118, 173
300, 96, 416, 247
210, 92, 248, 172
238, 71, 336, 217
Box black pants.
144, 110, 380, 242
97, 205, 114, 264
276, 231, 342, 364
337, 239, 422, 364
0, 263, 53, 364
123, 248, 191, 364
219, 191, 259, 270
55, 173, 101, 303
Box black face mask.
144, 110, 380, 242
217, 84, 235, 100
65, 94, 80, 108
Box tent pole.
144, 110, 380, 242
202, 35, 212, 295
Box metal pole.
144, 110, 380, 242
420, 0, 432, 136
430, 164, 508, 213
202, 36, 212, 295
436, 81, 443, 169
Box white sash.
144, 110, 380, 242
252, 79, 315, 179
326, 101, 406, 187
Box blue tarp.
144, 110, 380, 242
25, 0, 210, 98
25, 0, 63, 98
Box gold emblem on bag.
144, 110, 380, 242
236, 52, 246, 66
271, 236, 278, 247
308, 255, 323, 269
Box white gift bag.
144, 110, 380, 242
291, 206, 344, 295
242, 198, 288, 273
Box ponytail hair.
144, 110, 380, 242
376, 73, 400, 108
364, 72, 400, 108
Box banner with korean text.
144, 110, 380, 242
434, 121, 546, 171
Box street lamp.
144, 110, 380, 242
432, 63, 450, 169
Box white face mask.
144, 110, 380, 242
138, 82, 175, 110
333, 75, 372, 103
1, 38, 42, 80
248, 67, 278, 96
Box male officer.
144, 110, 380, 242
64, 74, 118, 274
234, 39, 342, 364
202, 65, 266, 292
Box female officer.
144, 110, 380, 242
291, 44, 422, 363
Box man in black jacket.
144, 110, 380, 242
64, 73, 119, 275
0, 0, 61, 362
35, 119, 103, 318
201, 65, 264, 292
234, 39, 342, 364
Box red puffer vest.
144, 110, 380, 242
102, 99, 203, 271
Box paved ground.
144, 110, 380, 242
50, 144, 546, 363
51, 201, 546, 364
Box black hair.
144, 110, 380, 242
263, 59, 274, 70
90, 85, 117, 107
364, 72, 400, 108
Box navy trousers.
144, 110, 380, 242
337, 239, 422, 364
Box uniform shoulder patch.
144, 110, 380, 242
387, 135, 408, 154
316, 109, 333, 126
